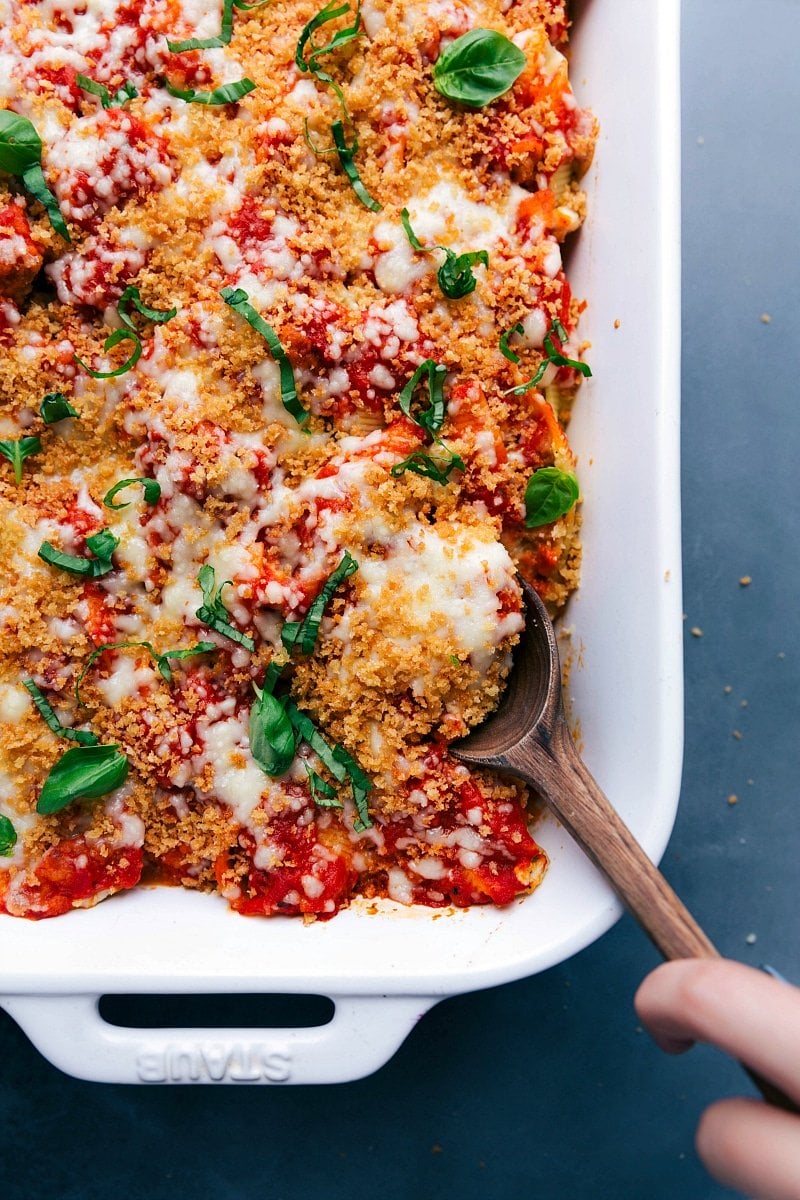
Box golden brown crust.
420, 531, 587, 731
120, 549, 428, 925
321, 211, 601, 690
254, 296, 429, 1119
0, 0, 594, 918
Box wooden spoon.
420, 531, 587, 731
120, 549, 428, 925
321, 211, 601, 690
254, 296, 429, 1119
451, 579, 797, 1111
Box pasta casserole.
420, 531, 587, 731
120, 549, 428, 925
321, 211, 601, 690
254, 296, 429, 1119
0, 0, 594, 919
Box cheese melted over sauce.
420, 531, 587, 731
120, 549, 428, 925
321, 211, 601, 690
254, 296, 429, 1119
0, 0, 593, 920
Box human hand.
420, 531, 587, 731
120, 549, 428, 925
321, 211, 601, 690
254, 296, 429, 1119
635, 959, 800, 1200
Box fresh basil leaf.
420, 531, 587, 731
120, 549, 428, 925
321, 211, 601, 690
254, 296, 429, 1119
284, 701, 372, 829
38, 527, 118, 578
433, 28, 526, 108
167, 0, 270, 52
76, 74, 138, 108
75, 327, 142, 379
103, 477, 161, 510
0, 436, 41, 485
331, 120, 381, 212
0, 111, 69, 240
390, 444, 464, 484
164, 78, 256, 105
40, 392, 79, 423
195, 563, 256, 651
499, 321, 523, 364
523, 466, 579, 528
305, 764, 341, 808
220, 286, 306, 426
437, 248, 488, 299
250, 686, 297, 777
281, 551, 358, 656
36, 743, 129, 815
24, 679, 98, 745
0, 813, 16, 856
0, 109, 42, 174
398, 359, 447, 436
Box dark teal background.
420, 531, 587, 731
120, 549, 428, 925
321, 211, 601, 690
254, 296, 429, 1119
2, 3, 799, 1196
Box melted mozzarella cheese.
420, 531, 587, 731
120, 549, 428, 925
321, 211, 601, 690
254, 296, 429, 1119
333, 522, 523, 673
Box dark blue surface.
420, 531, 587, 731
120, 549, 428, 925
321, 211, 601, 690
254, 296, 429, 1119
2, 3, 799, 1197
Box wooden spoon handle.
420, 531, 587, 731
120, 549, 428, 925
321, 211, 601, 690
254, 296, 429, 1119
508, 726, 717, 961
508, 728, 800, 1113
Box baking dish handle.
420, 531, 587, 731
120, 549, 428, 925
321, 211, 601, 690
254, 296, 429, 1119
0, 993, 435, 1084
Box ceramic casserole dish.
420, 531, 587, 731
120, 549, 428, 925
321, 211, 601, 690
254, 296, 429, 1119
0, 0, 682, 1085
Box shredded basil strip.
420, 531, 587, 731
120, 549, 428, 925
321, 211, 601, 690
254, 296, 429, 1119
75, 639, 216, 705
21, 163, 71, 241
0, 111, 70, 240
261, 659, 285, 696
281, 551, 358, 655
330, 120, 381, 212
545, 318, 592, 376
0, 813, 16, 856
296, 0, 363, 75
36, 743, 129, 815
38, 528, 119, 579
75, 288, 176, 379
284, 700, 372, 829
0, 436, 41, 485
165, 78, 256, 105
400, 208, 488, 300
437, 249, 489, 299
399, 207, 424, 252
24, 679, 98, 745
195, 564, 256, 651
305, 764, 340, 807
523, 466, 579, 528
156, 643, 217, 680
86, 528, 118, 560
498, 321, 524, 364
220, 286, 306, 425
249, 684, 297, 777
117, 286, 178, 331
40, 392, 78, 423
398, 359, 447, 436
167, 0, 270, 52
432, 28, 526, 108
75, 328, 143, 380
296, 1, 363, 157
103, 477, 162, 510
505, 318, 592, 396
390, 443, 464, 484
76, 74, 138, 108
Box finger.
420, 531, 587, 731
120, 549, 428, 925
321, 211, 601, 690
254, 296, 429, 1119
634, 959, 800, 1105
696, 1097, 800, 1200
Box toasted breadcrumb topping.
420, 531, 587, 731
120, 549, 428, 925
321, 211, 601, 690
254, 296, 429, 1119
0, 0, 593, 920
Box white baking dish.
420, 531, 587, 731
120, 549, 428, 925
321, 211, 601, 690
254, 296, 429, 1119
0, 0, 682, 1085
